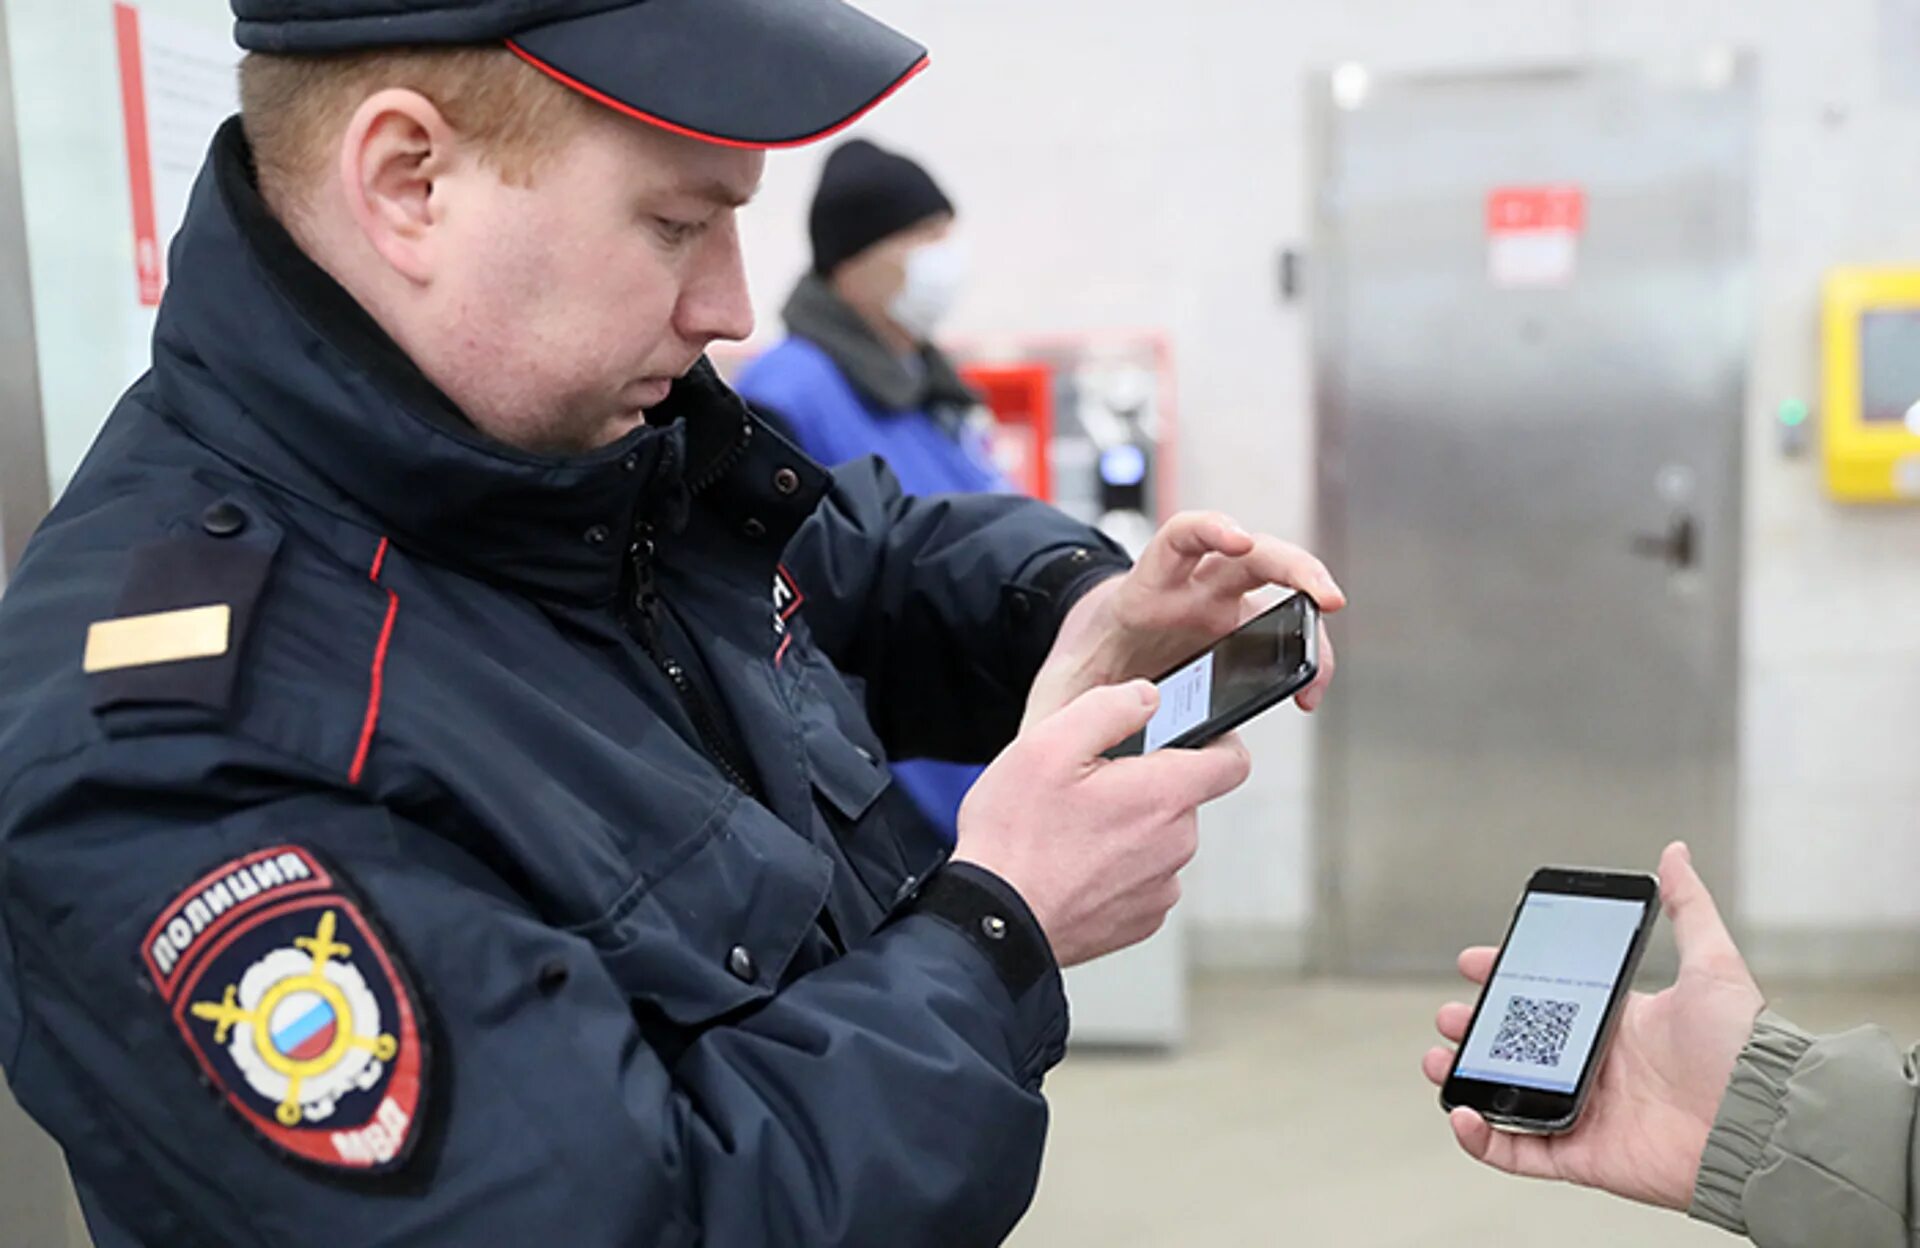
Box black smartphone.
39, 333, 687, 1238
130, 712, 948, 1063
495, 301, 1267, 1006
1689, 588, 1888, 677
1104, 593, 1320, 759
1441, 868, 1660, 1134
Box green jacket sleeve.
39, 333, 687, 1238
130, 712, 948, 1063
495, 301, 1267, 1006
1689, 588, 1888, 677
1692, 1010, 1920, 1246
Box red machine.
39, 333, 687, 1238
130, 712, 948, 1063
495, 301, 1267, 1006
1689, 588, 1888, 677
958, 362, 1054, 502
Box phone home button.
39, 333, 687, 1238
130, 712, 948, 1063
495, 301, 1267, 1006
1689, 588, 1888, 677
1492, 1089, 1522, 1114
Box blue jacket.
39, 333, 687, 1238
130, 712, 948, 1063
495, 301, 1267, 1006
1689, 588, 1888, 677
0, 121, 1130, 1247
738, 335, 1012, 835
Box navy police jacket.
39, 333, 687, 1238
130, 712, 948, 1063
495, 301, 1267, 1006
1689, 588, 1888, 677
0, 122, 1129, 1246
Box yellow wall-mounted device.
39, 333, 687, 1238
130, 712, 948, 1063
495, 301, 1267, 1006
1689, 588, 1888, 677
1823, 268, 1920, 501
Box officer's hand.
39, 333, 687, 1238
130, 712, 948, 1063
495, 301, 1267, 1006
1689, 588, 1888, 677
953, 681, 1251, 968
1419, 843, 1765, 1212
1027, 513, 1345, 729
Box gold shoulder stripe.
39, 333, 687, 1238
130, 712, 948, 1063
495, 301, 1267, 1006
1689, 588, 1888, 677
84, 604, 233, 674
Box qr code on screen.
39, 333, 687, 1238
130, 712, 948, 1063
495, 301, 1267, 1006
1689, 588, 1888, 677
1488, 996, 1581, 1068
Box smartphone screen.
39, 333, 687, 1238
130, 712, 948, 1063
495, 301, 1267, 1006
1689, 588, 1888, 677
1444, 870, 1657, 1132
1119, 594, 1316, 757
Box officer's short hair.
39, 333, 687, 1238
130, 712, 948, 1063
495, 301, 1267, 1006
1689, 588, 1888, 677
239, 47, 596, 209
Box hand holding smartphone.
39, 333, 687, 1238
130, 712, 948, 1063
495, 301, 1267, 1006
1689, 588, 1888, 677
1441, 867, 1659, 1134
1102, 593, 1320, 759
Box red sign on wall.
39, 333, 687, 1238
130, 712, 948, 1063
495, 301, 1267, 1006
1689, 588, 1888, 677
1487, 186, 1587, 235
1486, 186, 1586, 289
114, 3, 163, 307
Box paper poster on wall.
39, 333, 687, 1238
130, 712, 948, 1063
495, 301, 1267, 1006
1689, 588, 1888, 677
1487, 186, 1586, 290
114, 3, 240, 307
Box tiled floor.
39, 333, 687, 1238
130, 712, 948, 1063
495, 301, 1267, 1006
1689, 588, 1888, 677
1010, 974, 1920, 1247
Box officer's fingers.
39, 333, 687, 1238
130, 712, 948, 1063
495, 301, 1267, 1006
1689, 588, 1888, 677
1204, 736, 1254, 802
1459, 947, 1498, 985
1133, 512, 1253, 590
1151, 737, 1253, 809
1036, 680, 1159, 767
1205, 731, 1252, 778
1423, 1045, 1456, 1087
1194, 535, 1346, 613
1437, 1002, 1474, 1043
1296, 624, 1336, 713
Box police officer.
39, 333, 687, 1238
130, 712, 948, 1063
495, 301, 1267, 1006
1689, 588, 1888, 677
0, 2, 1343, 1244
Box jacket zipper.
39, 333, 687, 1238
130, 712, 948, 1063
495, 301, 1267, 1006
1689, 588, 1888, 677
625, 518, 761, 800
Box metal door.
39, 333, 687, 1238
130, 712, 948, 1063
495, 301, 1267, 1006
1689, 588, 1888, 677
1312, 60, 1751, 973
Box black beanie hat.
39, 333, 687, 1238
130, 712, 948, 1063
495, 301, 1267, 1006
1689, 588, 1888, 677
809, 139, 955, 276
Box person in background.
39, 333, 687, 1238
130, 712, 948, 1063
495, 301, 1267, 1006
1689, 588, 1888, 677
738, 138, 1010, 838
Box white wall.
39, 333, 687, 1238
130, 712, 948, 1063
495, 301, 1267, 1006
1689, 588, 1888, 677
5, 0, 233, 493
733, 0, 1920, 968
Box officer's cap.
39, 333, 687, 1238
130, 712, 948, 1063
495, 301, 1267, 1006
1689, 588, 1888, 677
231, 0, 928, 149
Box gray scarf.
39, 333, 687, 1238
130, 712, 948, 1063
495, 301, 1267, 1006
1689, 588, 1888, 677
782, 274, 980, 419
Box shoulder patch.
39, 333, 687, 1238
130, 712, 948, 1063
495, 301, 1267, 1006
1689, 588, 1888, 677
143, 846, 429, 1174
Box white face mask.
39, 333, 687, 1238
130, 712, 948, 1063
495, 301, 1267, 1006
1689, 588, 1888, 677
888, 239, 968, 341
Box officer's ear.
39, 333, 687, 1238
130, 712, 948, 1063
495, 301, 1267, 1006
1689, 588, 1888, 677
337, 88, 461, 286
